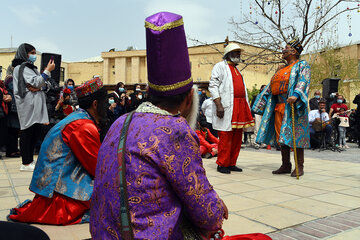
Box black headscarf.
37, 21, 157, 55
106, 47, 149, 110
12, 43, 37, 98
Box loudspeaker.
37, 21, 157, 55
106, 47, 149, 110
321, 78, 340, 99
41, 53, 62, 84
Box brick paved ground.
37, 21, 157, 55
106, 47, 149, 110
1, 144, 360, 240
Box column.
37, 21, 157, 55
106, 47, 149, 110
103, 58, 110, 84
131, 57, 140, 84
115, 57, 126, 84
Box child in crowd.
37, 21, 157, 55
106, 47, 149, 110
196, 115, 219, 159
55, 88, 74, 118
334, 107, 350, 149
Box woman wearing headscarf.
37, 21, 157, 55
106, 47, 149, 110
12, 43, 55, 171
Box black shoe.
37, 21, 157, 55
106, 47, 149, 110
228, 166, 243, 172
217, 166, 231, 174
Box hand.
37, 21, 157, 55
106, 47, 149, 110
212, 148, 218, 155
287, 96, 297, 104
26, 84, 41, 92
46, 59, 55, 72
109, 102, 117, 110
58, 96, 64, 104
3, 94, 12, 102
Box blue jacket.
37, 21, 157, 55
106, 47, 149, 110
30, 109, 95, 201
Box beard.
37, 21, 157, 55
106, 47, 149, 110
229, 56, 241, 64
186, 85, 199, 130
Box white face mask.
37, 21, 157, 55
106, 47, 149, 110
136, 88, 141, 91
138, 95, 143, 100
228, 51, 241, 64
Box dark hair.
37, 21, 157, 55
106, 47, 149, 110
133, 84, 141, 91
78, 88, 107, 110
24, 43, 36, 53
66, 79, 75, 86
318, 98, 327, 105
148, 89, 191, 110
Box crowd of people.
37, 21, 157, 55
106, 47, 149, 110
1, 10, 360, 240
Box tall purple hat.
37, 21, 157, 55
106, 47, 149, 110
145, 12, 192, 96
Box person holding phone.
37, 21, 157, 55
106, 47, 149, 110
12, 43, 55, 171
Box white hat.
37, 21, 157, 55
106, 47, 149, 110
224, 43, 242, 56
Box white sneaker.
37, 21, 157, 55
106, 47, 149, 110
344, 145, 350, 149
19, 162, 35, 172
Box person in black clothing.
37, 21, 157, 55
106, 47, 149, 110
353, 93, 360, 148
309, 90, 321, 110
4, 75, 21, 158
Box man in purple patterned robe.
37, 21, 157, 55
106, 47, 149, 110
90, 12, 227, 240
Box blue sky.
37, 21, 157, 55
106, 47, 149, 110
2, 0, 359, 62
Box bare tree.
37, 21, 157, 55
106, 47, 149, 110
188, 1, 358, 71
230, 1, 358, 62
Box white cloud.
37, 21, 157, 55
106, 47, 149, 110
9, 5, 43, 25
144, 0, 222, 43
31, 38, 62, 55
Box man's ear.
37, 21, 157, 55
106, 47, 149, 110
92, 99, 98, 110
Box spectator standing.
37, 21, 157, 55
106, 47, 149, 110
12, 43, 55, 171
55, 88, 75, 119
201, 96, 217, 137
209, 43, 254, 174
329, 95, 347, 117
0, 80, 12, 155
309, 90, 322, 110
63, 79, 78, 106
353, 93, 360, 148
4, 73, 21, 158
334, 108, 350, 149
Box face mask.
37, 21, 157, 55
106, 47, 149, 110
138, 95, 143, 100
28, 54, 37, 63
136, 88, 141, 91
119, 87, 125, 92
198, 91, 202, 96
109, 99, 115, 105
315, 95, 320, 99
68, 86, 74, 91
337, 99, 343, 104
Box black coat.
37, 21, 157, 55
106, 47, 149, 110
309, 97, 319, 110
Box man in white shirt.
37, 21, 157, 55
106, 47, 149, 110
201, 97, 218, 137
308, 99, 332, 148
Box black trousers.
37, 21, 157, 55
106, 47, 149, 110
0, 221, 50, 240
6, 127, 20, 155
20, 123, 42, 165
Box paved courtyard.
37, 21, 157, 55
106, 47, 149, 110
1, 144, 360, 239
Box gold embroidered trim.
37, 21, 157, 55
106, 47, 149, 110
148, 77, 193, 92
145, 18, 183, 32
231, 122, 255, 129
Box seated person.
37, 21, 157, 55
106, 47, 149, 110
309, 99, 332, 148
329, 94, 348, 117
196, 115, 219, 158
309, 90, 322, 110
8, 78, 106, 225
90, 12, 228, 239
